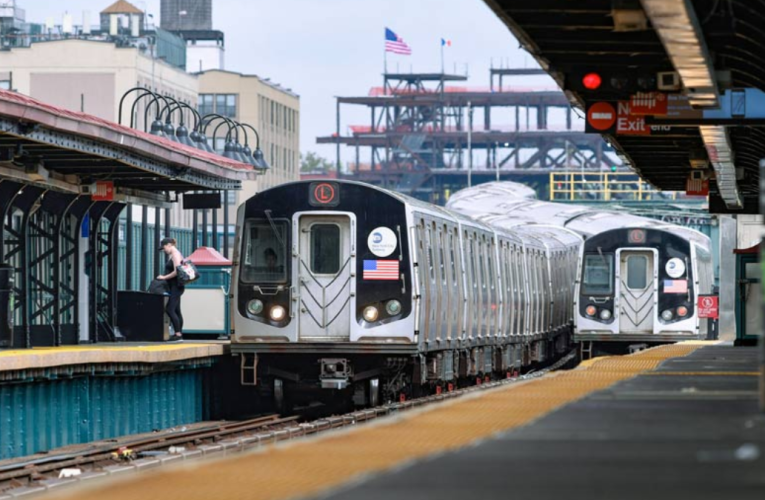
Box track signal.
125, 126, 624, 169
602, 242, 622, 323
582, 73, 602, 90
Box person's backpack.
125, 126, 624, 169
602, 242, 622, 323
148, 279, 169, 295
177, 259, 200, 285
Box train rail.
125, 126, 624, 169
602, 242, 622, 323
0, 349, 577, 496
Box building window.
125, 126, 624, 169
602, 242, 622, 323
220, 191, 237, 205
0, 80, 11, 91
216, 94, 237, 118
198, 94, 214, 116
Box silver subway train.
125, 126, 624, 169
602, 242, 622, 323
231, 180, 579, 407
447, 182, 715, 350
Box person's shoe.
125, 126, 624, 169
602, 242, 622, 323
168, 335, 183, 342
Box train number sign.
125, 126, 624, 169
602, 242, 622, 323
697, 295, 719, 319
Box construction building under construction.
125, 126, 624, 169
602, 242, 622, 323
316, 69, 623, 203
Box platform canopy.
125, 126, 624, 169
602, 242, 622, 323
484, 0, 765, 213
0, 90, 255, 204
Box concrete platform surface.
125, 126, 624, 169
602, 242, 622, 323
0, 341, 229, 372
43, 343, 724, 500
321, 345, 765, 500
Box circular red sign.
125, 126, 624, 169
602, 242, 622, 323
587, 102, 616, 131
313, 183, 336, 204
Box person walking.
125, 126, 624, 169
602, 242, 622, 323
157, 237, 184, 342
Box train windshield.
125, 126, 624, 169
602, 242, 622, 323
582, 253, 614, 295
240, 219, 289, 283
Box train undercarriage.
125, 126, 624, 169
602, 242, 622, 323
236, 328, 573, 415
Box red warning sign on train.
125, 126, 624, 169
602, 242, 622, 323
697, 295, 719, 319
586, 102, 616, 131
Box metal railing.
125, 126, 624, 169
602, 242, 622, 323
549, 172, 679, 202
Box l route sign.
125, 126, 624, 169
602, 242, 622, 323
697, 295, 719, 319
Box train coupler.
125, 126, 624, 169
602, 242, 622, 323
320, 358, 352, 389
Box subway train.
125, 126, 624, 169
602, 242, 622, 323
231, 180, 580, 408
446, 182, 715, 352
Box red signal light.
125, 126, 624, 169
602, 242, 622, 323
582, 72, 602, 90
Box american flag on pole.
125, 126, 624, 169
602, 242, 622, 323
664, 279, 688, 294
385, 28, 412, 55
363, 260, 400, 280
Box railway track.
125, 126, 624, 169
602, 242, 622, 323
0, 349, 577, 495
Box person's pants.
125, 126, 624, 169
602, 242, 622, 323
166, 288, 184, 334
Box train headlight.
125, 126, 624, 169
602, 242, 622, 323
269, 305, 286, 321
661, 309, 674, 321
385, 300, 402, 316
247, 299, 264, 315
585, 305, 597, 317
677, 306, 688, 317
363, 306, 379, 322
599, 309, 612, 320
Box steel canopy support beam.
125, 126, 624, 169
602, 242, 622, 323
699, 126, 742, 209
640, 0, 720, 108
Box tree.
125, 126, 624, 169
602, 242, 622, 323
300, 152, 335, 173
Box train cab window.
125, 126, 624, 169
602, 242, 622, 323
626, 255, 648, 289
582, 254, 614, 295
241, 220, 289, 283
310, 224, 341, 274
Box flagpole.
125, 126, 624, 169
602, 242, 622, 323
440, 41, 444, 73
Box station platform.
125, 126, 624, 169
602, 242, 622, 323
0, 342, 232, 462
44, 341, 764, 500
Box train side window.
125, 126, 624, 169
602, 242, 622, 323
582, 254, 614, 295
626, 255, 648, 289
310, 224, 341, 274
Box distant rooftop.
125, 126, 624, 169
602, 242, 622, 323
101, 0, 144, 15
196, 69, 300, 98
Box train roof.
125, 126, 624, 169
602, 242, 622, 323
446, 181, 710, 248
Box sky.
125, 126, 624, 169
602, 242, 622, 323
23, 0, 558, 164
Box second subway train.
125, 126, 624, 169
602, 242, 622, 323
447, 182, 715, 351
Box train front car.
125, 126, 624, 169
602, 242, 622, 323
576, 227, 713, 349
232, 180, 414, 408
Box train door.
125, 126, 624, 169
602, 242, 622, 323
617, 250, 658, 334
296, 214, 354, 339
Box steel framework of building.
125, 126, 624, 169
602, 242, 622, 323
317, 70, 621, 203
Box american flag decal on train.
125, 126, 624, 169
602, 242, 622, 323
363, 260, 399, 280
664, 279, 688, 294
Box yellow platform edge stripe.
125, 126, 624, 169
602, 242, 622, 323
0, 344, 227, 372
49, 341, 710, 500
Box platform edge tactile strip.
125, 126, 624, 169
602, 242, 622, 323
48, 342, 708, 500
0, 343, 227, 372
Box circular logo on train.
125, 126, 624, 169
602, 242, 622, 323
665, 258, 686, 278
368, 227, 397, 257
